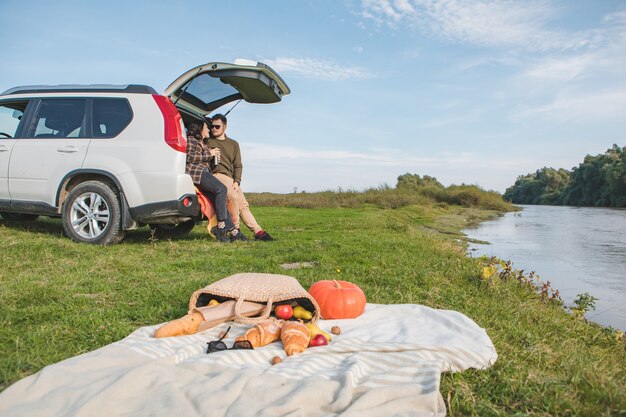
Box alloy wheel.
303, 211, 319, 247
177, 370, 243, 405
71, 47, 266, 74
70, 192, 110, 239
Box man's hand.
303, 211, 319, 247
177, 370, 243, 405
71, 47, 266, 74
233, 182, 240, 192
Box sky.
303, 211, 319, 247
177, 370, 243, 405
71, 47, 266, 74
1, 0, 625, 193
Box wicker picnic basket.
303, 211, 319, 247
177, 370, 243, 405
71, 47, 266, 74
188, 272, 320, 324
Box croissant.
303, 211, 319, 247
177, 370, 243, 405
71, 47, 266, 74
154, 311, 204, 338
236, 318, 284, 348
281, 321, 310, 356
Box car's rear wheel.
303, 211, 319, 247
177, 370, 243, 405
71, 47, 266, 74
0, 212, 39, 222
149, 220, 196, 238
62, 180, 124, 245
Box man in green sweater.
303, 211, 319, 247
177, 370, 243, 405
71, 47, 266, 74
205, 114, 273, 241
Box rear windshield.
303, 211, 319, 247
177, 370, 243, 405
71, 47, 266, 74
179, 73, 240, 109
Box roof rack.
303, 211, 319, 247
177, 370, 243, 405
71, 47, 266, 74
2, 84, 158, 95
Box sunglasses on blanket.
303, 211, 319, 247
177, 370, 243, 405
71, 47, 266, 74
206, 326, 253, 354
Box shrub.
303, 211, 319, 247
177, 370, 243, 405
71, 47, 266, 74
247, 179, 516, 212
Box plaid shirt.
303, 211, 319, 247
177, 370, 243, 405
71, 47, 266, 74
185, 136, 212, 184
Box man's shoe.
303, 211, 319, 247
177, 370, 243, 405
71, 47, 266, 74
230, 229, 248, 242
254, 231, 274, 241
211, 226, 230, 243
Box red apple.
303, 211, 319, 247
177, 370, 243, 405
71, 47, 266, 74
274, 305, 293, 320
309, 334, 328, 347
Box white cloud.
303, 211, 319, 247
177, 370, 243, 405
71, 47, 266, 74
506, 10, 626, 122
394, 0, 416, 15
519, 11, 626, 84
263, 57, 375, 81
360, 0, 598, 51
353, 46, 364, 54
361, 0, 406, 25
453, 55, 518, 73
514, 88, 626, 122
523, 54, 597, 82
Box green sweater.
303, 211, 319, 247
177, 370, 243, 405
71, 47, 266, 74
204, 136, 243, 184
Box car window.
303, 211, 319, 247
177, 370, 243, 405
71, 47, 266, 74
92, 98, 132, 138
181, 73, 240, 108
0, 101, 28, 139
28, 99, 87, 138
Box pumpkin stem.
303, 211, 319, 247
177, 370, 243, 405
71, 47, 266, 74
332, 279, 341, 288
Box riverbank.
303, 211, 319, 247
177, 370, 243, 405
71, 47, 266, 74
1, 203, 624, 415
464, 204, 626, 331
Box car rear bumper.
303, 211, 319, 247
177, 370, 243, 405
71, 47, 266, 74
129, 194, 200, 224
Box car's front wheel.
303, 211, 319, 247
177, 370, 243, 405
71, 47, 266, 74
62, 180, 124, 245
148, 220, 196, 238
0, 212, 39, 222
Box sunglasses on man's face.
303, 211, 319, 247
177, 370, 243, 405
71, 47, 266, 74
210, 125, 223, 130
206, 326, 253, 354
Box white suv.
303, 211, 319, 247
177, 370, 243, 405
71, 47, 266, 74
0, 60, 290, 244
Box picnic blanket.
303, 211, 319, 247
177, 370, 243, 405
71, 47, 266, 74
0, 304, 497, 417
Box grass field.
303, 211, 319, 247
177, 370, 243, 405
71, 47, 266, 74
1, 199, 624, 416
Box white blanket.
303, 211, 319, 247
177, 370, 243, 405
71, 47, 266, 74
0, 304, 497, 417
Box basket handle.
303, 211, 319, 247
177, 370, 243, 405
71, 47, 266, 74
234, 296, 274, 324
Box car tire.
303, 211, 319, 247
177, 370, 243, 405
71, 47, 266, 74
149, 220, 196, 238
0, 212, 39, 222
62, 180, 125, 245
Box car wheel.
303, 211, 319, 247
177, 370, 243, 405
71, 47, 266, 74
62, 180, 124, 245
0, 212, 39, 222
149, 220, 196, 238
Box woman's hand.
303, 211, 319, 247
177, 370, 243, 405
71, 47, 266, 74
209, 148, 221, 157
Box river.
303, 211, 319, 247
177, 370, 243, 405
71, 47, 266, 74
463, 205, 626, 331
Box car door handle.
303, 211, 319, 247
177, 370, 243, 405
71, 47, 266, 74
0, 145, 8, 152
57, 146, 79, 153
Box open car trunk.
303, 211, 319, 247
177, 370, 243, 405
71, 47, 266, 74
164, 59, 290, 123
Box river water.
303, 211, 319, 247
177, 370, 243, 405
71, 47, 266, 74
463, 205, 626, 330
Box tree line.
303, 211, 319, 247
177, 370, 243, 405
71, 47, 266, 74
503, 145, 626, 207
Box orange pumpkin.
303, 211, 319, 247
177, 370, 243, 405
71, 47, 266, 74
308, 280, 366, 319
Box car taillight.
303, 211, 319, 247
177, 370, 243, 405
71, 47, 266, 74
183, 197, 192, 207
152, 94, 187, 153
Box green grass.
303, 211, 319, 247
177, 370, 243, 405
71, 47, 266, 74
1, 203, 624, 416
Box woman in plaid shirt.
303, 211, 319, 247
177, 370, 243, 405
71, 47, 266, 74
186, 120, 241, 242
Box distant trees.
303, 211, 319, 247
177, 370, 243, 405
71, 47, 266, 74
504, 145, 626, 207
396, 173, 444, 189
503, 168, 570, 205
396, 173, 512, 210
